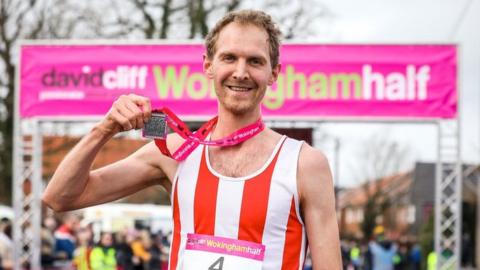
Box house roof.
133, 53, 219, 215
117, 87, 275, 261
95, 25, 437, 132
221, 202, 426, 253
41, 135, 174, 204
42, 135, 149, 178
337, 171, 412, 208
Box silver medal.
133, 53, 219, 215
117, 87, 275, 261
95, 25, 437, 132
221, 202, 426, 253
143, 112, 167, 139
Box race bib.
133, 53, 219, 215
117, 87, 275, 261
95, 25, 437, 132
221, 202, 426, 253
183, 233, 265, 270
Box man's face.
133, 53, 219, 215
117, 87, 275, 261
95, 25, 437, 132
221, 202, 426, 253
204, 22, 280, 116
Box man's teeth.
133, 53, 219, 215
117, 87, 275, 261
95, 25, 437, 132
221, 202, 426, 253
229, 86, 251, 91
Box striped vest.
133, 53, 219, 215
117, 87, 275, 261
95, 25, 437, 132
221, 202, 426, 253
168, 136, 306, 270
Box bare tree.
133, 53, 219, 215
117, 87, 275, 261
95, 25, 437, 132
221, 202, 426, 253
0, 0, 95, 204
351, 133, 412, 240
262, 0, 333, 39
95, 0, 332, 40
0, 0, 45, 204
89, 0, 187, 39
357, 134, 411, 182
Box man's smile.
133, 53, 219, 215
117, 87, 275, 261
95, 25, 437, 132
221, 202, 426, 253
226, 85, 253, 92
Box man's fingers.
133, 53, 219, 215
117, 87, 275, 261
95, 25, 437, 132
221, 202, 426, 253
124, 100, 145, 129
128, 94, 151, 123
110, 108, 132, 131
104, 94, 152, 134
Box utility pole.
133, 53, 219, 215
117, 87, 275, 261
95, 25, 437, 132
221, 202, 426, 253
334, 137, 340, 187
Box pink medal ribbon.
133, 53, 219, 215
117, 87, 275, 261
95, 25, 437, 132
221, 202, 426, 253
149, 107, 264, 161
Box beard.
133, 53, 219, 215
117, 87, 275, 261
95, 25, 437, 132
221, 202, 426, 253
218, 96, 257, 116
216, 85, 265, 116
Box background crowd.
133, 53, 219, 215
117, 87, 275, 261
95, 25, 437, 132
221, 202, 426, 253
38, 214, 170, 270
0, 213, 438, 270
339, 235, 423, 270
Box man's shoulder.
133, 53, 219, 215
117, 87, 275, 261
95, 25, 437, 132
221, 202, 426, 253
271, 132, 329, 174
297, 142, 329, 174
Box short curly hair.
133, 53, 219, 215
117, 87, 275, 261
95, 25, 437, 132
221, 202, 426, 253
205, 10, 282, 68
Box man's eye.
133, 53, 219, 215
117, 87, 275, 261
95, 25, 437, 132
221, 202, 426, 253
250, 59, 262, 65
223, 55, 235, 62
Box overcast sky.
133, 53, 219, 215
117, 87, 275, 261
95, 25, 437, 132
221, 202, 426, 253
259, 0, 480, 187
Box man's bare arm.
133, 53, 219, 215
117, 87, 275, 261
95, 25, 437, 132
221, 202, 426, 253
298, 145, 342, 270
42, 94, 179, 212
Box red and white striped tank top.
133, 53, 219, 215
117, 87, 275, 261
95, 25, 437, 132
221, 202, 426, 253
168, 136, 306, 270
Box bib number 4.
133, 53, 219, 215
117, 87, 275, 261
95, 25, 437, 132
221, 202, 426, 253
208, 257, 224, 270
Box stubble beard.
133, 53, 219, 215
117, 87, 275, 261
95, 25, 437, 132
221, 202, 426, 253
219, 96, 256, 116
217, 85, 265, 116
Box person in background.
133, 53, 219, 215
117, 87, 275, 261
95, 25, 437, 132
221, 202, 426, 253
427, 250, 436, 270
54, 213, 80, 266
341, 240, 351, 269
361, 240, 373, 270
116, 229, 140, 270
409, 240, 421, 270
90, 232, 116, 270
131, 230, 161, 269
0, 218, 13, 270
158, 231, 170, 270
349, 241, 362, 270
369, 226, 397, 270
41, 216, 57, 268
144, 232, 161, 270
152, 232, 168, 270
393, 242, 409, 270
461, 233, 474, 268
73, 226, 93, 270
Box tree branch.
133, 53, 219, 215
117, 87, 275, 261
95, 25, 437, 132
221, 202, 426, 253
160, 0, 172, 39
226, 0, 240, 12
133, 0, 156, 38
0, 78, 7, 88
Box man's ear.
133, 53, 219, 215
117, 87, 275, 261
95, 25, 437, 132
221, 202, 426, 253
268, 64, 281, 85
203, 54, 213, 79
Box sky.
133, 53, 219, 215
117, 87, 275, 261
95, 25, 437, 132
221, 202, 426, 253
306, 0, 480, 186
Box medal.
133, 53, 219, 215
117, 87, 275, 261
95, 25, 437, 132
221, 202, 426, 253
142, 111, 167, 139
143, 107, 264, 161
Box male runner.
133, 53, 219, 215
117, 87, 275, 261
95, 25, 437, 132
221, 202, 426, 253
43, 10, 341, 269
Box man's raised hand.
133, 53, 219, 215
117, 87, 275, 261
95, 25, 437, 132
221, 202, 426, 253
96, 94, 152, 136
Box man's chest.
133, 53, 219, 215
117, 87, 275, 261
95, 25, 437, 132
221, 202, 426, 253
176, 158, 296, 240
172, 138, 307, 269
208, 145, 273, 178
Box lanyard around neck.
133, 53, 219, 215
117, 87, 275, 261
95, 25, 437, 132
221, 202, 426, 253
147, 107, 264, 161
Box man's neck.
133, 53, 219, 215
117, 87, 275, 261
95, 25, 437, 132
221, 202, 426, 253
211, 108, 262, 140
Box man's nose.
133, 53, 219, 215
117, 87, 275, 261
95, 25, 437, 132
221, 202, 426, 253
232, 60, 249, 80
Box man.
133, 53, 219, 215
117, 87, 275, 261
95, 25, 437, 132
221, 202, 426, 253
43, 10, 341, 269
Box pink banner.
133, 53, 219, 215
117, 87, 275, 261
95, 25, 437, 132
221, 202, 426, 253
19, 44, 457, 119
